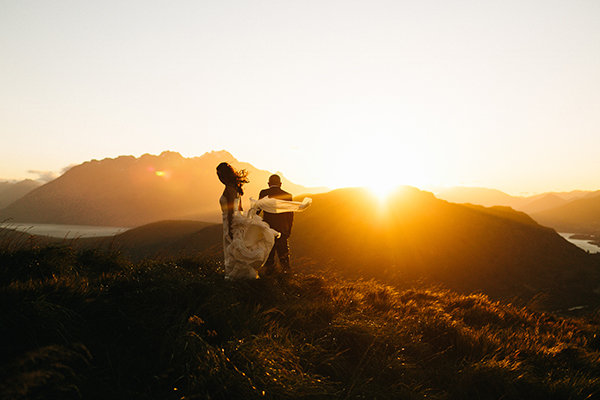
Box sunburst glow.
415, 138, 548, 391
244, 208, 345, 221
366, 183, 397, 203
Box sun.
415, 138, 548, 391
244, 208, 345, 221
366, 182, 398, 203
348, 167, 404, 203
332, 140, 436, 202
361, 170, 404, 203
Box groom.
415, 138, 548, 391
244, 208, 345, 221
259, 174, 293, 275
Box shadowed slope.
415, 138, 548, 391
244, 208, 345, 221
290, 187, 599, 310
78, 220, 222, 261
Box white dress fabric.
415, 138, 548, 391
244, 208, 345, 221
220, 194, 312, 280
249, 197, 312, 214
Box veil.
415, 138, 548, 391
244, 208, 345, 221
249, 197, 312, 215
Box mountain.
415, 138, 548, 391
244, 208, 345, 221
532, 192, 600, 234
560, 190, 600, 201
518, 193, 569, 214
288, 187, 598, 310
435, 186, 600, 232
0, 151, 325, 227
0, 179, 41, 209
434, 186, 528, 208
434, 186, 599, 213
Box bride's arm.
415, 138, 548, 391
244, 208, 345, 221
224, 187, 235, 239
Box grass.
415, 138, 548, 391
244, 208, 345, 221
1, 245, 600, 399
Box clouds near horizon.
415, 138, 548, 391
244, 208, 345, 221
27, 170, 59, 183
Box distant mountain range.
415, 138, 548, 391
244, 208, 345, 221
0, 179, 41, 209
532, 195, 600, 234
436, 186, 600, 234
0, 151, 326, 227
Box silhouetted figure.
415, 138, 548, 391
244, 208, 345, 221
259, 174, 294, 274
216, 162, 278, 279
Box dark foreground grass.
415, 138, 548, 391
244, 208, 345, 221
1, 246, 600, 399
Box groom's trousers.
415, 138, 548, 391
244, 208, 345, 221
264, 234, 290, 272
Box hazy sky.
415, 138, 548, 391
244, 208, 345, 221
1, 0, 599, 194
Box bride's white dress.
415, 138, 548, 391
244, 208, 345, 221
220, 194, 312, 279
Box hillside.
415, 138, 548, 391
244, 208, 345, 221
0, 151, 325, 227
2, 247, 600, 399
79, 220, 222, 261
532, 193, 600, 234
58, 186, 600, 311
289, 187, 599, 310
0, 227, 61, 251
0, 179, 41, 209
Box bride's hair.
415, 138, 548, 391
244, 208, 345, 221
216, 162, 249, 195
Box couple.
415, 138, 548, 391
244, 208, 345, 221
216, 162, 311, 280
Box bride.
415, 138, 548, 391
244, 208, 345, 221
216, 162, 311, 279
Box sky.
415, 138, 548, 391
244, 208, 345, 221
1, 0, 599, 195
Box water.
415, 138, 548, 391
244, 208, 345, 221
0, 222, 129, 238
559, 233, 600, 254
3, 223, 599, 253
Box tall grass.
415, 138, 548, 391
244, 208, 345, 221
1, 245, 600, 399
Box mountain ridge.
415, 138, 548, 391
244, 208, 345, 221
532, 193, 600, 234
0, 179, 42, 209
0, 151, 327, 227
436, 186, 600, 233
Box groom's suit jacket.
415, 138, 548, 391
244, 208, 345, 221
259, 186, 294, 236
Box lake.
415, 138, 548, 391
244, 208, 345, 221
0, 223, 129, 238
3, 223, 600, 253
559, 233, 600, 254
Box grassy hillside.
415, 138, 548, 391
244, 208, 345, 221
78, 220, 222, 261
3, 186, 598, 312
2, 246, 600, 399
290, 187, 600, 311
0, 227, 60, 251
